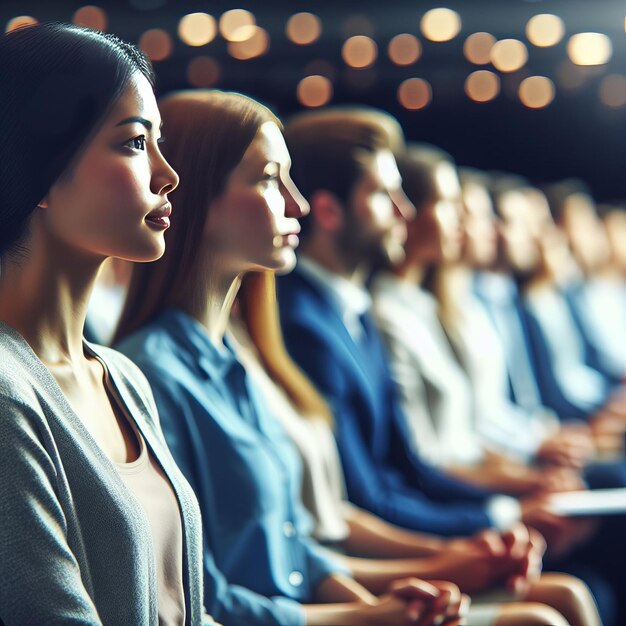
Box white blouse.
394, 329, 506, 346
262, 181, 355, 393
371, 273, 483, 467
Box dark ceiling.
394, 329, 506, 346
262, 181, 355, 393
2, 0, 625, 200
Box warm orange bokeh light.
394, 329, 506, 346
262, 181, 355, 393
567, 33, 612, 66
421, 8, 461, 43
526, 14, 565, 48
465, 70, 500, 102
178, 12, 217, 47
228, 26, 270, 60
519, 76, 555, 108
286, 12, 322, 45
139, 29, 173, 62
388, 34, 421, 66
297, 75, 333, 107
219, 9, 255, 42
398, 78, 432, 110
342, 35, 378, 69
187, 56, 221, 87
600, 74, 626, 108
464, 32, 496, 65
5, 15, 38, 33
490, 39, 528, 73
73, 6, 107, 31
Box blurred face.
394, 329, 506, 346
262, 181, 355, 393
461, 179, 498, 268
405, 161, 464, 267
562, 194, 610, 274
205, 121, 308, 276
498, 190, 540, 274
604, 211, 626, 274
342, 149, 415, 266
41, 72, 179, 262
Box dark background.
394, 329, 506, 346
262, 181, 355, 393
2, 0, 625, 201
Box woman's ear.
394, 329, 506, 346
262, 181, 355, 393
309, 190, 344, 233
37, 197, 49, 209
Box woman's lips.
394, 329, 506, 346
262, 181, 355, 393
145, 215, 170, 229
274, 233, 300, 248
145, 203, 171, 230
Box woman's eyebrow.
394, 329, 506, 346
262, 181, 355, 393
115, 116, 153, 130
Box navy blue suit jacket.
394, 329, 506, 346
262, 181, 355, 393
277, 269, 496, 537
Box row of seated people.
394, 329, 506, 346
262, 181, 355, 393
82, 95, 626, 626
7, 24, 625, 626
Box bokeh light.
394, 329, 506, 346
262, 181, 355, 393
464, 32, 496, 65
73, 6, 107, 31
219, 9, 255, 42
465, 70, 500, 102
228, 26, 270, 60
5, 15, 38, 33
342, 35, 378, 69
567, 33, 612, 66
526, 14, 565, 48
186, 56, 221, 87
421, 8, 461, 43
138, 29, 173, 62
286, 13, 322, 45
398, 78, 432, 110
388, 34, 422, 66
139, 28, 174, 61
519, 76, 555, 108
178, 13, 217, 47
599, 74, 626, 107
490, 39, 528, 73
297, 75, 333, 107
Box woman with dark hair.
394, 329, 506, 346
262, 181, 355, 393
115, 90, 467, 626
0, 23, 216, 625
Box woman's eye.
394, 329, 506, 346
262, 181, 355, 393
263, 174, 279, 185
124, 135, 146, 151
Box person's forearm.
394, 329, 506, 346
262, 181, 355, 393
343, 503, 445, 558
302, 602, 368, 626
314, 572, 377, 605
339, 555, 462, 595
446, 463, 541, 496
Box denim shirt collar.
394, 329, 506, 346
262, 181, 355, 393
158, 308, 239, 382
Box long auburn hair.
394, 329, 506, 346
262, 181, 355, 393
238, 271, 334, 425
114, 90, 278, 341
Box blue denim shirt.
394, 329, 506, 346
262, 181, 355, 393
117, 309, 345, 626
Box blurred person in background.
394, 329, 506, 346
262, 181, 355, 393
544, 183, 626, 381
371, 145, 585, 497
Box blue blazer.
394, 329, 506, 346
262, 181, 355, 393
277, 269, 496, 537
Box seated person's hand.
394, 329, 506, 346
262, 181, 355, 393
537, 430, 595, 468
387, 578, 469, 626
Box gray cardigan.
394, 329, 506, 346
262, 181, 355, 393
0, 322, 211, 625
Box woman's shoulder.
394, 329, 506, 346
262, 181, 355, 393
0, 329, 45, 407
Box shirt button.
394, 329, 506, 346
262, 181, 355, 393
283, 521, 296, 538
288, 571, 303, 587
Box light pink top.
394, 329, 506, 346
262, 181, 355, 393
116, 423, 186, 626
